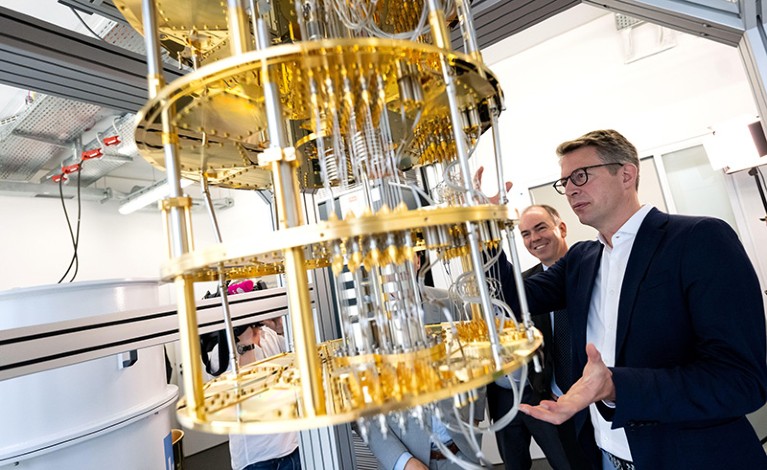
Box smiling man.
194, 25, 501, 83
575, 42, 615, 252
519, 206, 569, 268
496, 129, 767, 470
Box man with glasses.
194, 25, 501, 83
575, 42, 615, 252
497, 129, 766, 469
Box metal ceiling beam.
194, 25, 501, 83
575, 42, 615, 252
58, 0, 127, 25
740, 29, 767, 128
0, 6, 183, 113
584, 0, 744, 46
0, 180, 111, 200
738, 1, 767, 134
10, 130, 70, 149
452, 0, 580, 51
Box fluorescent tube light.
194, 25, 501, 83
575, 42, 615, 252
118, 178, 194, 215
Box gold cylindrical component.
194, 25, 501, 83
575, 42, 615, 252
227, 0, 253, 55
284, 245, 326, 416
269, 150, 325, 415
146, 74, 164, 98
176, 276, 205, 418
427, 1, 451, 50
161, 132, 179, 146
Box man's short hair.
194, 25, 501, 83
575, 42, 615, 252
521, 204, 561, 224
556, 129, 640, 187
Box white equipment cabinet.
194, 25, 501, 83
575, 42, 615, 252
0, 280, 178, 470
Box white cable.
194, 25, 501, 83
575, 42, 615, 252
430, 434, 484, 470
450, 362, 528, 435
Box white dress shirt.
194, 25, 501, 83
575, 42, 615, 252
587, 204, 652, 461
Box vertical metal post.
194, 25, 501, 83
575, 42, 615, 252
740, 29, 767, 138
140, 0, 204, 417
490, 100, 508, 205
505, 226, 535, 339
454, 0, 482, 60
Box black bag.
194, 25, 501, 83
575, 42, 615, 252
199, 280, 267, 376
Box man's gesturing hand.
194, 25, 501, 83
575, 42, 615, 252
473, 166, 512, 205
519, 343, 615, 425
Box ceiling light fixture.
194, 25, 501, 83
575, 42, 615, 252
704, 116, 767, 174
118, 178, 194, 215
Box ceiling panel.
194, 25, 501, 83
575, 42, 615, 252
0, 95, 102, 181
451, 0, 580, 51
58, 0, 127, 25
583, 0, 743, 46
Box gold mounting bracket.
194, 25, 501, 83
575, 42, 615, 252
160, 196, 194, 211
258, 146, 297, 166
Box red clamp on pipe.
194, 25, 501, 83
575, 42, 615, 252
52, 173, 69, 184
103, 135, 121, 146
61, 163, 81, 174
82, 148, 104, 160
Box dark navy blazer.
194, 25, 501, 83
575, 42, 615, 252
499, 208, 767, 469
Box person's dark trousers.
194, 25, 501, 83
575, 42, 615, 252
242, 448, 300, 470
555, 412, 592, 470
488, 383, 573, 470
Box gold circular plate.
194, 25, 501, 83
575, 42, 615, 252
134, 38, 502, 189
135, 122, 272, 189
115, 0, 432, 63
161, 204, 514, 281
176, 322, 542, 434
114, 0, 230, 61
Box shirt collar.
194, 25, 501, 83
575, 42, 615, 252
597, 204, 654, 247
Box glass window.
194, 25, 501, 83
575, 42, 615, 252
661, 145, 739, 235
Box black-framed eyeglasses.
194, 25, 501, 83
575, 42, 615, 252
552, 163, 623, 195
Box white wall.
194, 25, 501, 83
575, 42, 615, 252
474, 8, 767, 286
0, 187, 272, 292
477, 13, 756, 186
0, 196, 164, 290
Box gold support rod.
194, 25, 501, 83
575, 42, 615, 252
269, 155, 327, 417
227, 0, 253, 55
